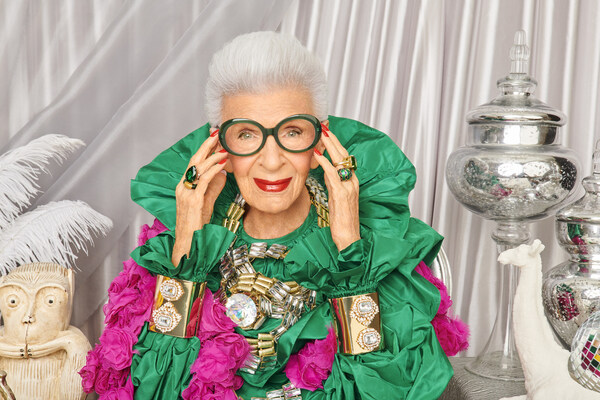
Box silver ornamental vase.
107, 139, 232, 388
446, 31, 580, 381
543, 142, 600, 348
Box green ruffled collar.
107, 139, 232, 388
131, 115, 417, 240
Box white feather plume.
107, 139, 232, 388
0, 200, 113, 274
0, 134, 85, 228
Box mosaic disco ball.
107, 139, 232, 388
569, 311, 600, 392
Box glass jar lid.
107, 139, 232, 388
467, 31, 565, 146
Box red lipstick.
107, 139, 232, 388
254, 178, 292, 192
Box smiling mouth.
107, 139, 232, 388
254, 178, 292, 192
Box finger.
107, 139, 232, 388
188, 132, 221, 166
314, 148, 359, 189
194, 160, 228, 193
313, 149, 347, 189
320, 125, 349, 165
193, 150, 228, 177
184, 150, 227, 185
203, 170, 227, 224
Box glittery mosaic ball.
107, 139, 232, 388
569, 311, 600, 392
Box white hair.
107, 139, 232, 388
205, 31, 328, 126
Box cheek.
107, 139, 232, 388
292, 153, 315, 174
229, 156, 253, 176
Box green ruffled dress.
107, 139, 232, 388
128, 116, 453, 399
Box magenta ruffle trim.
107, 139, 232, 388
415, 261, 469, 356
284, 326, 338, 391
181, 289, 250, 399
79, 219, 166, 399
80, 219, 251, 399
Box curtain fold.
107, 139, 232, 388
2, 0, 600, 358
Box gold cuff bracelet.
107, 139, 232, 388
149, 275, 206, 338
329, 292, 383, 354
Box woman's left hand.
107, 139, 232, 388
312, 124, 361, 251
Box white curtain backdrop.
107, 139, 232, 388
2, 0, 599, 360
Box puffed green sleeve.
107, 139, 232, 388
130, 224, 235, 282
285, 224, 451, 400
128, 225, 235, 400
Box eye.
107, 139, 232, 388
281, 127, 304, 138
237, 130, 258, 140
45, 295, 56, 306
6, 295, 19, 308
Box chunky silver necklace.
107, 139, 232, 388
218, 176, 328, 373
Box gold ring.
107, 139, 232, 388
333, 155, 357, 170
183, 181, 197, 190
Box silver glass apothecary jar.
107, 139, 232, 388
445, 73, 579, 222
543, 143, 600, 347
446, 30, 581, 381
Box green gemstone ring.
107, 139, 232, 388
185, 166, 197, 183
337, 168, 353, 181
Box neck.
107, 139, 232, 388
243, 188, 311, 239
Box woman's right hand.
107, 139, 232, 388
172, 130, 228, 266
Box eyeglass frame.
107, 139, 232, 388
217, 114, 322, 156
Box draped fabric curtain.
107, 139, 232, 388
2, 0, 600, 359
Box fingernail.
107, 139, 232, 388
220, 170, 227, 175
320, 124, 329, 137
210, 129, 219, 137
218, 158, 227, 164
314, 149, 322, 156
219, 149, 227, 153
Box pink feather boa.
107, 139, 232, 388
415, 261, 469, 356
79, 219, 249, 399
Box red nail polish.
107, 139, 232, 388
321, 124, 329, 137
218, 159, 227, 164
210, 129, 219, 137
219, 149, 227, 153
314, 149, 322, 156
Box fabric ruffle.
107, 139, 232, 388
182, 289, 250, 400
80, 219, 166, 398
284, 326, 337, 391
415, 261, 470, 356
285, 221, 442, 299
130, 223, 235, 282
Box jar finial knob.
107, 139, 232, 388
510, 30, 529, 75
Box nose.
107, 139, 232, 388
257, 136, 285, 170
22, 302, 35, 324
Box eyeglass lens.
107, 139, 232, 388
224, 118, 316, 155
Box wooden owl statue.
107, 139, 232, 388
0, 262, 91, 400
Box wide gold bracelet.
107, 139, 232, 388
149, 275, 206, 338
329, 292, 383, 354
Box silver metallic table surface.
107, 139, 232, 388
440, 357, 526, 400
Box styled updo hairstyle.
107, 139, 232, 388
205, 31, 328, 126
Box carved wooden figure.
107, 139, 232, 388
0, 262, 90, 400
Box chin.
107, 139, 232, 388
247, 194, 296, 214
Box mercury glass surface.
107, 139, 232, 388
569, 310, 600, 392
543, 143, 600, 347
446, 31, 580, 381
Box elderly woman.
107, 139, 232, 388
81, 32, 462, 399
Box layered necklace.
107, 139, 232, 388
218, 176, 329, 374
